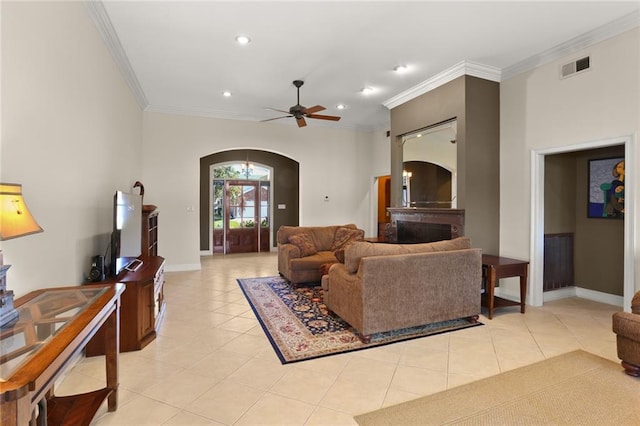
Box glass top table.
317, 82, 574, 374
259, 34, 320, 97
0, 287, 107, 380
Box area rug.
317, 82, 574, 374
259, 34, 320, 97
237, 276, 482, 364
354, 350, 640, 425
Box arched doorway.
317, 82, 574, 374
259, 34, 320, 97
212, 162, 271, 254
199, 149, 300, 255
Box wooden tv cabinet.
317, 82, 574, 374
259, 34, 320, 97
86, 256, 165, 356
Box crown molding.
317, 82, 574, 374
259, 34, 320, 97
502, 9, 639, 80
84, 0, 148, 108
383, 9, 639, 110
382, 60, 501, 110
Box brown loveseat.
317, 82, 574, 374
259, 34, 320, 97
321, 237, 482, 341
613, 290, 640, 376
277, 224, 364, 285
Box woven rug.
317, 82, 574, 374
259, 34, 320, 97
237, 276, 482, 364
355, 350, 640, 425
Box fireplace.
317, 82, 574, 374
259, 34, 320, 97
386, 208, 464, 243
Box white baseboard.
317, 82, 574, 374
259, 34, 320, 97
541, 286, 623, 307
496, 286, 623, 308
164, 263, 201, 272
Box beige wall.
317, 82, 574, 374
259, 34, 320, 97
501, 27, 639, 300
140, 112, 388, 270
1, 1, 143, 295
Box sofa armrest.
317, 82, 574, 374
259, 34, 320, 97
277, 243, 301, 279
631, 291, 640, 314
613, 311, 640, 341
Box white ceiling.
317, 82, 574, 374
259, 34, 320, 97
92, 1, 640, 132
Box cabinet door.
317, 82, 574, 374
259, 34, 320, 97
139, 281, 155, 338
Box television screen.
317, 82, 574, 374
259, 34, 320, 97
111, 191, 142, 276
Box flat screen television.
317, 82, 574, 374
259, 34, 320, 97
110, 190, 143, 276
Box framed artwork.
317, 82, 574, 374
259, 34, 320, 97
588, 156, 625, 218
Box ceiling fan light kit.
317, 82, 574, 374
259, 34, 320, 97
262, 80, 342, 128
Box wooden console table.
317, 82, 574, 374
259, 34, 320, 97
482, 254, 529, 319
0, 283, 124, 425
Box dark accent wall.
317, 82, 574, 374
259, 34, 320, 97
390, 75, 500, 254
544, 145, 624, 295
199, 149, 299, 251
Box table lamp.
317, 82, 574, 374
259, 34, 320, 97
0, 183, 43, 327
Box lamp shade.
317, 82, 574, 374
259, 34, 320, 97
0, 183, 43, 240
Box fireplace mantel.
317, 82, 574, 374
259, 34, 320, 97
385, 208, 465, 243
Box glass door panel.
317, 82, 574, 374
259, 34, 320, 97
225, 180, 258, 253
260, 182, 270, 252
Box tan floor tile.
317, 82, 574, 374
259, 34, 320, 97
140, 369, 218, 408
319, 379, 387, 415
188, 348, 252, 380
381, 387, 423, 408
218, 315, 260, 333
66, 252, 619, 426
235, 392, 315, 425
448, 348, 501, 377
227, 356, 288, 390
305, 406, 359, 425
389, 364, 448, 395
336, 356, 397, 388
95, 394, 180, 425
270, 366, 337, 404
183, 379, 264, 425
163, 411, 225, 425
399, 346, 449, 371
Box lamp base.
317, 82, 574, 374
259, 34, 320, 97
0, 290, 18, 328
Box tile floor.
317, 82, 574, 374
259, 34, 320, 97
57, 252, 622, 425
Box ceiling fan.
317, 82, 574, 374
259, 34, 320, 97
262, 80, 341, 128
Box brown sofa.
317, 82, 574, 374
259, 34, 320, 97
321, 237, 482, 341
277, 224, 364, 284
613, 290, 640, 376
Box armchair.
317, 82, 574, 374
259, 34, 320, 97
612, 290, 640, 376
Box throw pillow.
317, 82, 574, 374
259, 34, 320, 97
331, 227, 365, 252
288, 233, 318, 257
334, 248, 345, 263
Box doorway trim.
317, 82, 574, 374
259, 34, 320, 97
530, 134, 635, 310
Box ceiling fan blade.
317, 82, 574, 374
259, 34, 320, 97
303, 105, 325, 114
296, 117, 307, 128
264, 107, 291, 114
307, 114, 341, 121
261, 115, 291, 122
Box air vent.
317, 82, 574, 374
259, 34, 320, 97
560, 55, 591, 79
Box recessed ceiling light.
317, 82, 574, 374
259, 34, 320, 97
361, 87, 375, 95
235, 35, 251, 45
222, 91, 232, 97
393, 64, 409, 73
336, 104, 346, 110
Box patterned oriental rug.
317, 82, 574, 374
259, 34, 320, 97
237, 276, 482, 364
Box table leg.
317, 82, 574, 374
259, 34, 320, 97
519, 272, 527, 314
487, 266, 496, 320
104, 305, 119, 412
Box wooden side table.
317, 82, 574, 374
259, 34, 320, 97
482, 254, 529, 319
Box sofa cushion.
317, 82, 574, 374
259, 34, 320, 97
290, 251, 338, 271
345, 242, 410, 273
344, 237, 472, 273
288, 233, 318, 257
331, 227, 365, 251
277, 224, 358, 250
